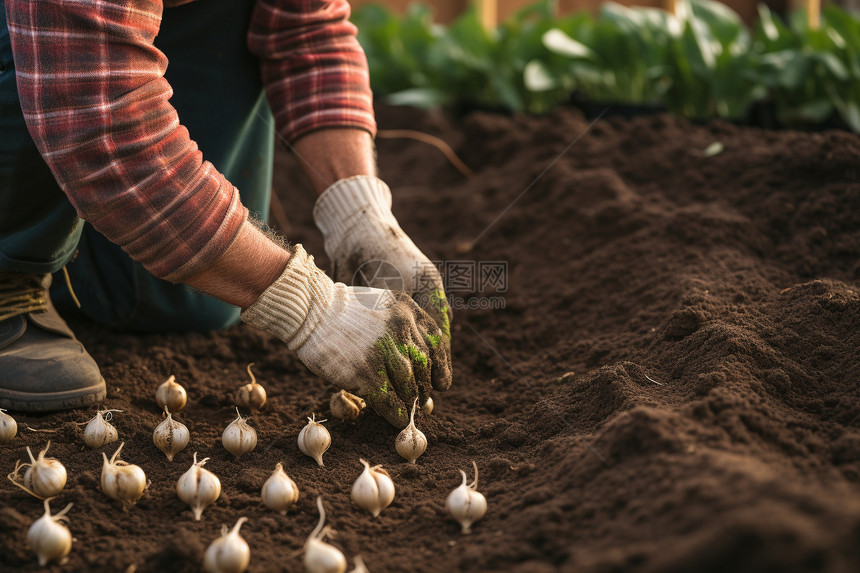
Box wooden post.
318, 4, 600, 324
806, 0, 820, 30
476, 0, 497, 31
664, 0, 680, 17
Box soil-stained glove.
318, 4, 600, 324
313, 176, 452, 346
240, 245, 451, 427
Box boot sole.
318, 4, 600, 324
0, 378, 107, 413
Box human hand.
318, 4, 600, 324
313, 176, 453, 348
240, 245, 451, 427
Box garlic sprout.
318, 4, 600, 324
83, 409, 120, 449
304, 496, 347, 573
8, 441, 67, 499
297, 414, 330, 467
395, 398, 427, 464
153, 407, 190, 461
222, 408, 257, 458
261, 463, 299, 515
422, 397, 434, 415
156, 374, 187, 412
203, 517, 250, 573
177, 452, 221, 520
235, 363, 266, 412
445, 461, 487, 534
27, 499, 73, 567
0, 408, 17, 442
351, 459, 395, 517
349, 556, 369, 573
101, 442, 147, 503
329, 390, 365, 422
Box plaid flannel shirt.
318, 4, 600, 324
6, 0, 375, 281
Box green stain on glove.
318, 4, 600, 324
427, 333, 442, 348
396, 341, 428, 367
430, 289, 451, 339
375, 333, 419, 398
373, 372, 389, 397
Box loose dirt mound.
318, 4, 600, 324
2, 105, 859, 572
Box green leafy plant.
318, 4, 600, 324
351, 0, 860, 131
754, 4, 860, 130
663, 0, 766, 120
537, 3, 674, 106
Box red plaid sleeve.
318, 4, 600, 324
248, 0, 377, 142
6, 0, 248, 282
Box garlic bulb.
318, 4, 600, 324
261, 463, 299, 515
422, 397, 434, 415
297, 414, 330, 467
235, 363, 266, 412
349, 557, 369, 573
101, 442, 147, 503
222, 408, 257, 458
156, 374, 187, 412
7, 441, 67, 499
153, 407, 190, 461
351, 459, 395, 518
177, 452, 221, 520
203, 517, 250, 573
329, 390, 365, 422
27, 499, 73, 567
304, 497, 347, 573
395, 398, 427, 464
83, 409, 119, 449
445, 461, 487, 534
0, 408, 17, 442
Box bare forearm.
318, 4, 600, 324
185, 129, 374, 306
293, 128, 376, 194
184, 221, 290, 308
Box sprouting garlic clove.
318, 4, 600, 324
261, 462, 299, 515
329, 390, 365, 422
297, 414, 331, 467
24, 443, 68, 498
8, 441, 67, 499
422, 396, 434, 416
0, 408, 17, 443
27, 499, 73, 567
348, 556, 369, 573
177, 452, 221, 520
350, 459, 395, 518
203, 517, 250, 573
222, 408, 257, 458
101, 442, 147, 503
83, 409, 119, 449
395, 398, 427, 464
156, 374, 187, 412
153, 407, 190, 461
304, 496, 347, 573
445, 461, 487, 534
235, 363, 267, 412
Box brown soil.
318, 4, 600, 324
2, 105, 860, 573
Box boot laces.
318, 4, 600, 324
0, 274, 48, 322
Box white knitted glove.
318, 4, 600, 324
240, 244, 451, 427
313, 176, 452, 347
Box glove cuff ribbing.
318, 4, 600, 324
313, 176, 396, 251
240, 244, 334, 349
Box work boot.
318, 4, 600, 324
0, 272, 106, 412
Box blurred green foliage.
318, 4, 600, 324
351, 0, 860, 130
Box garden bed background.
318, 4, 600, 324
1, 103, 859, 572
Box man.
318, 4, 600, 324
0, 0, 452, 427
